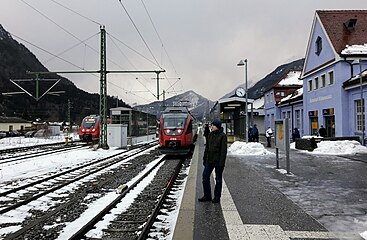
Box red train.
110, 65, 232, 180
158, 107, 197, 155
79, 115, 101, 142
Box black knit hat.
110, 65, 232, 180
211, 119, 221, 129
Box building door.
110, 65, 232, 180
324, 115, 335, 137
310, 117, 318, 136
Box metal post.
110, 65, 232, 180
156, 71, 160, 100
99, 26, 109, 149
68, 99, 71, 138
245, 59, 248, 143
285, 118, 290, 174
360, 62, 365, 146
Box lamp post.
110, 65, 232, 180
237, 59, 248, 143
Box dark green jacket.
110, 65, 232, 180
203, 129, 227, 167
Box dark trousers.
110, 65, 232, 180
202, 162, 224, 200
266, 137, 271, 147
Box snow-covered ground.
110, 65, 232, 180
0, 133, 79, 150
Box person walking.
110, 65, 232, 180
292, 128, 300, 142
251, 124, 259, 142
198, 119, 227, 203
265, 126, 273, 147
319, 125, 327, 137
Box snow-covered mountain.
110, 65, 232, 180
134, 90, 215, 121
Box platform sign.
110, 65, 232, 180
274, 119, 285, 150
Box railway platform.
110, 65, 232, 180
172, 135, 367, 240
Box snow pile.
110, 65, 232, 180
228, 141, 274, 156
361, 231, 367, 240
291, 140, 367, 155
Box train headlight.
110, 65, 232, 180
92, 128, 96, 132
82, 129, 85, 132
177, 129, 182, 133
165, 129, 171, 134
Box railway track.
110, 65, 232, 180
0, 145, 192, 240
0, 142, 88, 165
0, 142, 157, 215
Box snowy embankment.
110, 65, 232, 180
0, 133, 79, 150
228, 141, 274, 156
290, 140, 367, 155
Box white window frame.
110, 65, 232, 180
321, 74, 326, 88
314, 77, 319, 90
328, 70, 334, 85
355, 99, 365, 132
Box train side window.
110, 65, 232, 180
187, 120, 193, 133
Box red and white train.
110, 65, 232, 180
78, 115, 101, 142
158, 107, 197, 155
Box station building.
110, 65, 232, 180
301, 10, 367, 141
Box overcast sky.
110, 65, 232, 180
1, 0, 366, 106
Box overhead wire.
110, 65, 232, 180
139, 0, 179, 95
107, 33, 157, 98
20, 0, 166, 102
44, 32, 99, 64
117, 0, 162, 69
49, 0, 102, 26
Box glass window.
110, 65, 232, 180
295, 110, 301, 129
308, 80, 312, 91
314, 77, 319, 90
355, 99, 365, 132
321, 74, 326, 88
328, 71, 334, 85
315, 36, 322, 55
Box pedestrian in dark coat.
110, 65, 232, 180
248, 126, 253, 142
198, 119, 227, 203
251, 124, 259, 142
319, 125, 327, 137
292, 128, 300, 142
203, 123, 210, 145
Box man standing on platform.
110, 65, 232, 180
198, 119, 227, 203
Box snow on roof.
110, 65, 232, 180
278, 71, 302, 86
280, 88, 303, 103
252, 97, 264, 109
341, 44, 367, 55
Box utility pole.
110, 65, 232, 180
99, 26, 108, 149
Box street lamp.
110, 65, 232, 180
237, 59, 248, 143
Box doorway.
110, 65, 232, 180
324, 115, 335, 137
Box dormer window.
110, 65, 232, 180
344, 19, 357, 32
315, 36, 322, 55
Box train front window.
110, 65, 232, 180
83, 118, 99, 128
163, 114, 187, 129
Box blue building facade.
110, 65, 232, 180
301, 10, 367, 141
